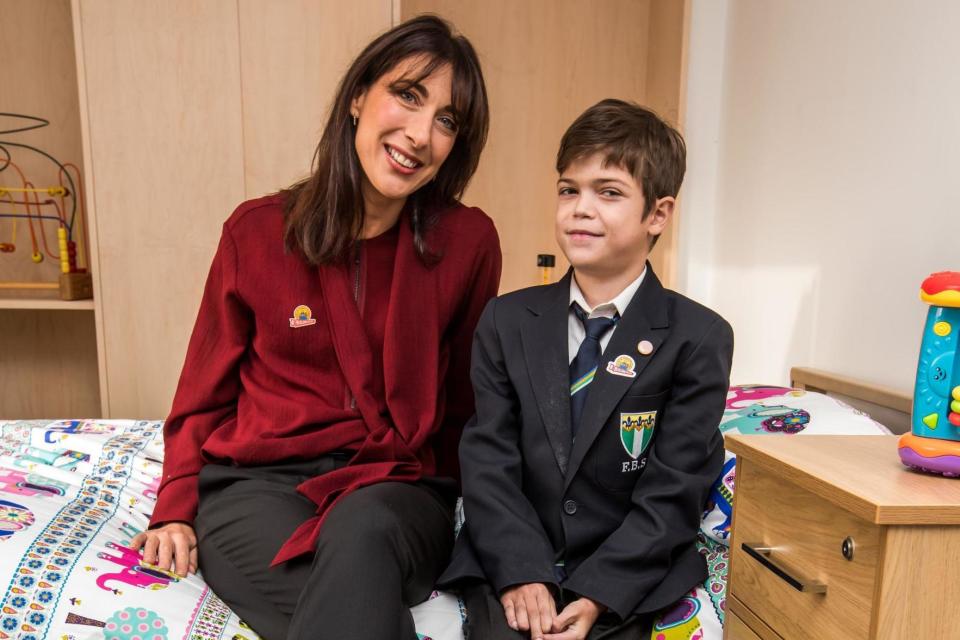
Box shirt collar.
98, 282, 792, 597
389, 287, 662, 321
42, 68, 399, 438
569, 266, 647, 318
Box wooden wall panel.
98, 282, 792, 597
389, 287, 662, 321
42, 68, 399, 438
74, 0, 247, 418
0, 311, 99, 418
238, 0, 393, 198
645, 0, 690, 288
402, 0, 685, 293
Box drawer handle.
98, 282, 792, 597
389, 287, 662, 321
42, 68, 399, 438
741, 542, 828, 594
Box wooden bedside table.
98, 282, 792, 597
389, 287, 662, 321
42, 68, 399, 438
724, 435, 960, 640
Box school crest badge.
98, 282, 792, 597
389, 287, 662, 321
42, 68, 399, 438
620, 411, 656, 459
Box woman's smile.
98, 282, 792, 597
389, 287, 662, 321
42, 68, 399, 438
384, 143, 424, 174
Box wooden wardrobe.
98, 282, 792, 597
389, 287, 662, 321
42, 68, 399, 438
0, 0, 689, 419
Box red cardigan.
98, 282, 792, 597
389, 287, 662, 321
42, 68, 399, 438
152, 194, 502, 564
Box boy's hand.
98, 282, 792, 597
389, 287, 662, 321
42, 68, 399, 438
543, 597, 605, 640
499, 583, 557, 639
130, 522, 198, 578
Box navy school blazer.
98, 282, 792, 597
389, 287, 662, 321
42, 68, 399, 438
438, 265, 733, 620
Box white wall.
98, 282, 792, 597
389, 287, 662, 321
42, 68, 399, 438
681, 0, 960, 390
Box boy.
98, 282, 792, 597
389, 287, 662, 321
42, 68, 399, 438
438, 100, 733, 640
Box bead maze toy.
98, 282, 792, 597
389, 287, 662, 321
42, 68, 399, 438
0, 112, 92, 300
898, 271, 960, 476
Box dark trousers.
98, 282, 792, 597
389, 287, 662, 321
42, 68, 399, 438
462, 582, 653, 640
194, 458, 455, 640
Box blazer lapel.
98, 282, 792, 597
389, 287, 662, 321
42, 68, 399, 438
564, 266, 670, 489
520, 271, 574, 474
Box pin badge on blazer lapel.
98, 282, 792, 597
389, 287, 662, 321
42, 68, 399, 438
606, 354, 637, 378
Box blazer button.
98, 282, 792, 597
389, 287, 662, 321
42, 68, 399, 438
563, 499, 578, 515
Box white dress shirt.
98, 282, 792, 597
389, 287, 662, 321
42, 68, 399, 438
568, 267, 647, 364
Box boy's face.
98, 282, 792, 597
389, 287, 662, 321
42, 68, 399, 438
555, 152, 672, 280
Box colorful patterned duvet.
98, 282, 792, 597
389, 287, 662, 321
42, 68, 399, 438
0, 388, 885, 639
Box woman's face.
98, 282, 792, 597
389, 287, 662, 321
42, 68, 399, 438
352, 56, 459, 211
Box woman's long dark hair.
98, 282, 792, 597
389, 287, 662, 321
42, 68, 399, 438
281, 15, 489, 265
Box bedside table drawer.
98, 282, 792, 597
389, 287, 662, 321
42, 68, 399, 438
725, 609, 766, 640
729, 457, 881, 640
726, 597, 781, 639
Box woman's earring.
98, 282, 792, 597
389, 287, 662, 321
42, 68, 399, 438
352, 114, 358, 126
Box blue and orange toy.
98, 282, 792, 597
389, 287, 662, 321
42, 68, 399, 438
899, 271, 960, 476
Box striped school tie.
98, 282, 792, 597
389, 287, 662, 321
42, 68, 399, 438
569, 303, 618, 438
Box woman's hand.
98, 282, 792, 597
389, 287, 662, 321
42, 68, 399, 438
131, 522, 198, 577
543, 597, 605, 640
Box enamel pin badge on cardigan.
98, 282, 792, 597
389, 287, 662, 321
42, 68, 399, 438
289, 304, 317, 328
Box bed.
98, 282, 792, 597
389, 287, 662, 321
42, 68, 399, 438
0, 368, 909, 640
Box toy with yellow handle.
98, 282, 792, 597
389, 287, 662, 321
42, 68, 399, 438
537, 254, 555, 285
899, 271, 960, 476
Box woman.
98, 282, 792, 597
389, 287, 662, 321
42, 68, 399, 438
132, 15, 500, 640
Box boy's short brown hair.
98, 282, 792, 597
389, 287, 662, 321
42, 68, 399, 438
556, 99, 686, 248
